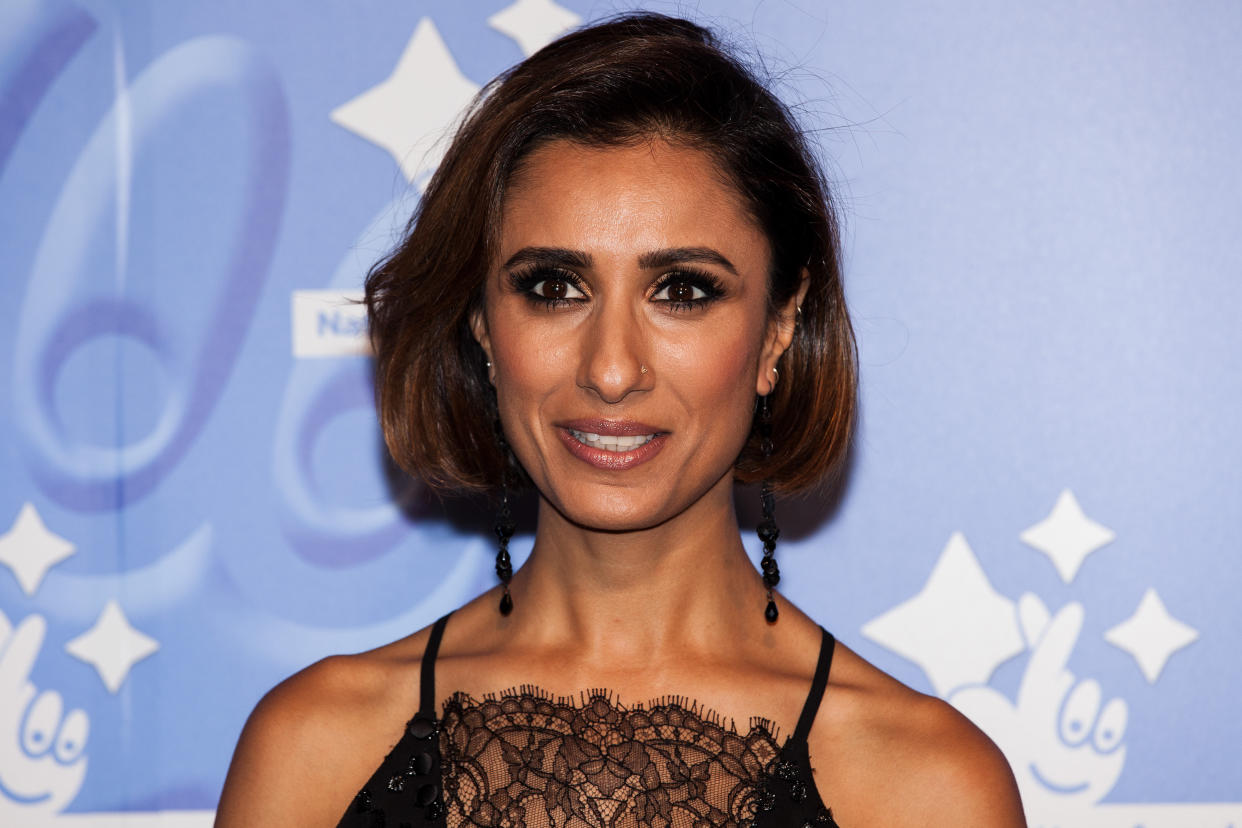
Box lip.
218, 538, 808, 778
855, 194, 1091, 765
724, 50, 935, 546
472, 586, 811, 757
558, 418, 666, 436
555, 419, 668, 471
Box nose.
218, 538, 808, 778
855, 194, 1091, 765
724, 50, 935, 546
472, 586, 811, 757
577, 298, 650, 404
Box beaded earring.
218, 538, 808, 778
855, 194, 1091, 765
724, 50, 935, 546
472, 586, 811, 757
493, 420, 516, 616
757, 394, 781, 622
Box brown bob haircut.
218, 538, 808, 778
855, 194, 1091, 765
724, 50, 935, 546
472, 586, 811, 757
366, 12, 857, 496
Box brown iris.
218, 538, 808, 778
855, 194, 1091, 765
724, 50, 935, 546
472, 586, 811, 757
537, 279, 570, 300
665, 281, 696, 302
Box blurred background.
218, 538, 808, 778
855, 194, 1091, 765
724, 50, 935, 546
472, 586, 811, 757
1, 0, 1239, 823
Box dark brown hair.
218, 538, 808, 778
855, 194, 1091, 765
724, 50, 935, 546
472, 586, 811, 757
366, 12, 857, 495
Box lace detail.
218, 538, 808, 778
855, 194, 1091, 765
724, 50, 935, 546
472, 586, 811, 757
439, 686, 784, 828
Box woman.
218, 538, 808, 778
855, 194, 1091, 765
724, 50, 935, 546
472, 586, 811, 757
217, 13, 1024, 827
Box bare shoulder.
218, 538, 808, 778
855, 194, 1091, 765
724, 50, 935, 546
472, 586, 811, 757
215, 627, 431, 828
809, 640, 1026, 827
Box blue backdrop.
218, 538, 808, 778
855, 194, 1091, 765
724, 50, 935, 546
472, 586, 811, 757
1, 1, 1239, 824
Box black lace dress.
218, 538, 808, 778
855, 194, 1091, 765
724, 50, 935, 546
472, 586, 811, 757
337, 614, 840, 827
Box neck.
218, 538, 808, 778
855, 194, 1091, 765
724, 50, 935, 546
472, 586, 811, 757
505, 474, 768, 663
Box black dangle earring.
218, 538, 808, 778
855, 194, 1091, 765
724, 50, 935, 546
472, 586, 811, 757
757, 394, 781, 622
493, 421, 516, 616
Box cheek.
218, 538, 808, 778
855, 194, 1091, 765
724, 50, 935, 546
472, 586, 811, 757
659, 336, 755, 398
485, 307, 579, 450
661, 306, 765, 381
492, 338, 556, 401
654, 318, 765, 442
488, 305, 564, 391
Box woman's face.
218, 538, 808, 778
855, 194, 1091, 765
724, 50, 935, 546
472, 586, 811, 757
473, 138, 795, 531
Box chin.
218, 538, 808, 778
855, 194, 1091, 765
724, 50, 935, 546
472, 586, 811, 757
549, 487, 680, 533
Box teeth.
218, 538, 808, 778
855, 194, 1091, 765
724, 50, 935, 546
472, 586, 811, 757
569, 429, 657, 452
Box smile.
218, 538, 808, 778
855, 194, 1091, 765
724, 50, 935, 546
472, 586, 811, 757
556, 422, 667, 471
0, 774, 52, 805
1028, 763, 1089, 795
567, 430, 657, 452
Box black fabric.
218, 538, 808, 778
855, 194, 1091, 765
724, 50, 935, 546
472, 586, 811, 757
420, 614, 449, 716
338, 616, 839, 828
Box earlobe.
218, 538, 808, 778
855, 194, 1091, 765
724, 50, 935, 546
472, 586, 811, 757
469, 307, 494, 381
756, 269, 810, 396
755, 365, 779, 397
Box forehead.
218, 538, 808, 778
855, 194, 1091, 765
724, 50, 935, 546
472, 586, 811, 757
498, 139, 769, 269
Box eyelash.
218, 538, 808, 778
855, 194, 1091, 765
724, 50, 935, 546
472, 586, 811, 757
507, 266, 725, 312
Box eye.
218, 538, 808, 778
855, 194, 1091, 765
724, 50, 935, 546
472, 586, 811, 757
528, 277, 585, 302
23, 690, 63, 757
1059, 679, 1101, 747
650, 268, 724, 310
55, 708, 89, 764
653, 280, 708, 303
508, 266, 587, 307
1093, 697, 1127, 754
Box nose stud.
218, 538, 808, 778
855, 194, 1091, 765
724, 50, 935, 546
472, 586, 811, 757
640, 365, 648, 374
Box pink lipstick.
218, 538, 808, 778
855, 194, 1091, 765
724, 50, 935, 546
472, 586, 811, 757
556, 419, 668, 471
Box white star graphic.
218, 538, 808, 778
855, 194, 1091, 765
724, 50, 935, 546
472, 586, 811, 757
863, 532, 1024, 696
0, 502, 76, 596
65, 600, 160, 693
331, 18, 480, 187
1020, 489, 1115, 583
488, 0, 581, 57
1105, 588, 1198, 683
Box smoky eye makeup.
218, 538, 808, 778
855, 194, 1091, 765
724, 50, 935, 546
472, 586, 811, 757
649, 267, 726, 311
505, 263, 728, 312
507, 265, 588, 308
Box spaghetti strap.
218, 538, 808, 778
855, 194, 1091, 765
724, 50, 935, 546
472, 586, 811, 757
791, 626, 835, 746
418, 613, 452, 717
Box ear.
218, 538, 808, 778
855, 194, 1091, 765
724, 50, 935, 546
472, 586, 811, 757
469, 305, 495, 383
757, 269, 810, 396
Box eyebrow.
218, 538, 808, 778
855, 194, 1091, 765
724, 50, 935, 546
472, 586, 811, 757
502, 247, 591, 270
640, 247, 738, 275
502, 246, 738, 275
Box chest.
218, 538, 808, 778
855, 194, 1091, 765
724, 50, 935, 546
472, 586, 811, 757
337, 691, 839, 828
